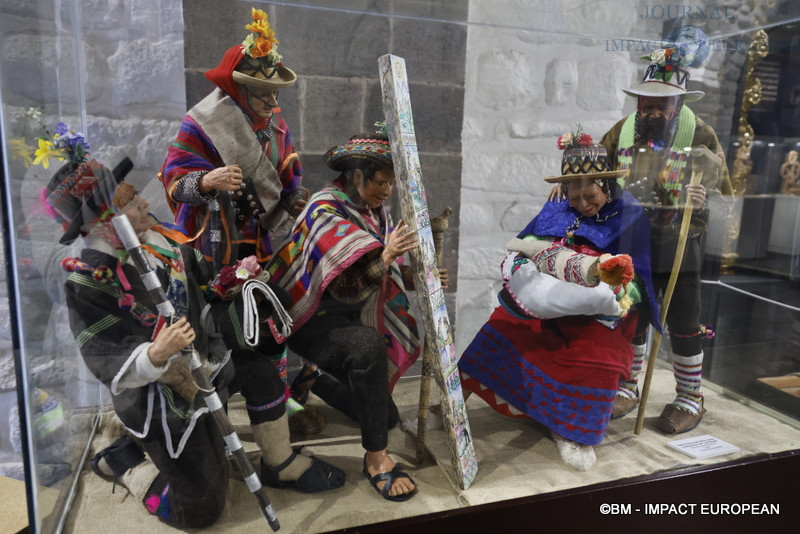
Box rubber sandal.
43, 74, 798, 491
260, 450, 346, 493
362, 455, 418, 502
290, 365, 322, 405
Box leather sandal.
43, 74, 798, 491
655, 399, 706, 434
290, 365, 322, 405
260, 450, 346, 493
362, 455, 418, 502
89, 435, 145, 491
611, 393, 640, 420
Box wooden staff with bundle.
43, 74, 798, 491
634, 146, 721, 435
111, 214, 281, 531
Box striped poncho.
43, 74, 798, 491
268, 183, 420, 391
161, 89, 302, 264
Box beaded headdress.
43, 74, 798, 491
323, 132, 393, 172
544, 125, 626, 184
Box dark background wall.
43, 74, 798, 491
183, 0, 468, 299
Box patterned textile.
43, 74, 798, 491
268, 181, 420, 390
617, 106, 697, 204
460, 306, 638, 445
460, 186, 652, 445
161, 89, 302, 265
517, 187, 660, 328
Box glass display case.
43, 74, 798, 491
2, 0, 799, 532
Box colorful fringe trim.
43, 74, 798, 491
145, 483, 172, 521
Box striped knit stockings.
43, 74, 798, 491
671, 352, 704, 414
617, 343, 646, 399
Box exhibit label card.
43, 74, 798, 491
667, 434, 740, 459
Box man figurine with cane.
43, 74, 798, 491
59, 177, 344, 529
602, 47, 732, 434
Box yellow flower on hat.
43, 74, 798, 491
242, 7, 279, 59
33, 138, 61, 169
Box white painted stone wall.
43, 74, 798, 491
455, 0, 735, 353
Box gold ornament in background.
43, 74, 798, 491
732, 29, 769, 196
722, 29, 769, 274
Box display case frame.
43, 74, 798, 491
2, 1, 800, 531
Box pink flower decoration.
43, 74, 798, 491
557, 133, 573, 150
239, 255, 261, 277
145, 494, 161, 514
577, 133, 594, 146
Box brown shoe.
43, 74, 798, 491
655, 400, 706, 434
611, 394, 639, 420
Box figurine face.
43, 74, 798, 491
356, 168, 396, 209
567, 181, 606, 218
121, 196, 153, 235
638, 95, 679, 120
637, 95, 680, 142
246, 87, 279, 119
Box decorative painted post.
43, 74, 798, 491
378, 54, 477, 489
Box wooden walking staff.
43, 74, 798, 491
414, 208, 453, 464
111, 214, 281, 531
634, 146, 721, 435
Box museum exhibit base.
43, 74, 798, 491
359, 450, 800, 532
63, 369, 800, 532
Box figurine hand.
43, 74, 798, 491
289, 188, 309, 217
438, 267, 449, 289
685, 183, 706, 209
199, 165, 244, 193
148, 317, 196, 367
547, 184, 564, 202
382, 220, 418, 267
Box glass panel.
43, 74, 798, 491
1, 2, 96, 532
1, 0, 798, 532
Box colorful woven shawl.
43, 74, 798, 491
161, 89, 301, 262
268, 186, 421, 390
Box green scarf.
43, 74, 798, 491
617, 105, 696, 205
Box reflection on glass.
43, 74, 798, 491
1, 0, 799, 532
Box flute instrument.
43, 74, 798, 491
111, 214, 280, 531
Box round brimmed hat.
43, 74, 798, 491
544, 129, 626, 183
232, 8, 296, 90
323, 133, 393, 172
623, 47, 704, 102
232, 56, 297, 89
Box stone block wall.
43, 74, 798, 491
0, 0, 187, 481
184, 0, 469, 311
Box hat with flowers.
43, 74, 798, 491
544, 125, 626, 183
323, 126, 393, 172
231, 7, 296, 89
623, 46, 704, 102
28, 109, 132, 244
